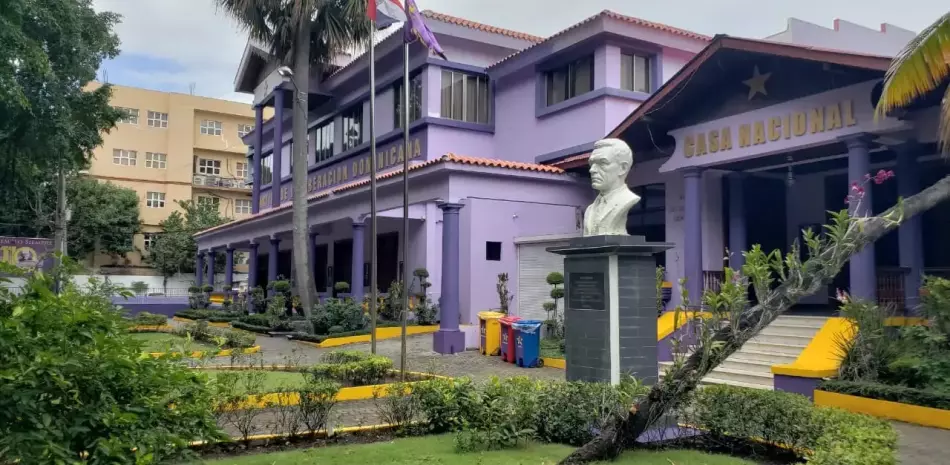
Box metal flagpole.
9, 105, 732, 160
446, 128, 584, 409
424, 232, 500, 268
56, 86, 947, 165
368, 18, 379, 355
399, 27, 411, 381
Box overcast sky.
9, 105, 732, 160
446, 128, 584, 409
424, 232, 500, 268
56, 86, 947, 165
91, 0, 946, 103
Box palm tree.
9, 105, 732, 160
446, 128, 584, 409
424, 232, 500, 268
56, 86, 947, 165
560, 13, 950, 465
216, 0, 371, 318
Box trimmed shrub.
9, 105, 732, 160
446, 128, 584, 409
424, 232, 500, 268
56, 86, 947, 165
819, 379, 950, 410
690, 385, 897, 465
535, 376, 645, 446
310, 354, 393, 386
298, 375, 341, 436
175, 309, 239, 323
131, 311, 167, 327
238, 313, 274, 327
290, 322, 402, 343
230, 321, 273, 334
176, 321, 256, 349
412, 377, 482, 434
321, 350, 371, 365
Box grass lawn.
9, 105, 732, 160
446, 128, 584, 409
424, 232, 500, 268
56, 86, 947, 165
204, 370, 308, 394
193, 434, 757, 465
130, 332, 217, 352
540, 337, 565, 359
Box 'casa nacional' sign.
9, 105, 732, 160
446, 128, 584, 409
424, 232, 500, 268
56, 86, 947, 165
659, 80, 909, 173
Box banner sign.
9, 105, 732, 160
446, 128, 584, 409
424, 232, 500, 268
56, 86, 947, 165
0, 236, 54, 272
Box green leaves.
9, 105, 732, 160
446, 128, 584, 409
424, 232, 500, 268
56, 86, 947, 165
66, 177, 141, 258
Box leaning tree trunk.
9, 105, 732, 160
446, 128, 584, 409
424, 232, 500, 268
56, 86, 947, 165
559, 173, 950, 464
290, 18, 315, 319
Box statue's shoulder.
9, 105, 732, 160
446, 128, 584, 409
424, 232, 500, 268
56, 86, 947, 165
619, 187, 641, 204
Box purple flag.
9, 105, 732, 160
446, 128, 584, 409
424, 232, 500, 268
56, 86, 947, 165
403, 0, 446, 60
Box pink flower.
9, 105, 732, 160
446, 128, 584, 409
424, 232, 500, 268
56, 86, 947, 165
872, 169, 896, 185
851, 182, 860, 191
844, 196, 851, 205
835, 289, 851, 303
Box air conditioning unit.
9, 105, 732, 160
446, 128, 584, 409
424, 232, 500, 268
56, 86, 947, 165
193, 175, 204, 185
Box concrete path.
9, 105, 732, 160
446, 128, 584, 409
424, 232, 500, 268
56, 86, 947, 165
893, 421, 950, 464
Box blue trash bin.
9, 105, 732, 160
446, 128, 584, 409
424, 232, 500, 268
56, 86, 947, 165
512, 319, 544, 368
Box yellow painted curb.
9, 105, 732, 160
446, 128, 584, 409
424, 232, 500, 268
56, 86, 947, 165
173, 316, 231, 328
295, 325, 440, 348
657, 311, 710, 341
884, 316, 928, 326
814, 390, 950, 430
147, 345, 261, 359
541, 357, 566, 369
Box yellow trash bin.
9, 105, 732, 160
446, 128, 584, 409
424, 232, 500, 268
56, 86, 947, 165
478, 311, 505, 356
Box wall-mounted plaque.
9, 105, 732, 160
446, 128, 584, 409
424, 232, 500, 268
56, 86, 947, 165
569, 272, 606, 310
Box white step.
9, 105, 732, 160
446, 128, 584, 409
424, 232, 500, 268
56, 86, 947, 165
732, 349, 798, 365
719, 357, 775, 374
748, 333, 813, 347
773, 315, 829, 327
742, 341, 807, 356
705, 366, 773, 386
759, 324, 822, 338
702, 376, 774, 390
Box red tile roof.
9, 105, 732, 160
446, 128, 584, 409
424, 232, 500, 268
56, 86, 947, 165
194, 154, 564, 238
422, 11, 544, 43
489, 10, 711, 69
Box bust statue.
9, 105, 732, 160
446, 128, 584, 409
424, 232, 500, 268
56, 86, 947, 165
583, 138, 640, 236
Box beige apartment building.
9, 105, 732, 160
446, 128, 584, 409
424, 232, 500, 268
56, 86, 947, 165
85, 83, 271, 273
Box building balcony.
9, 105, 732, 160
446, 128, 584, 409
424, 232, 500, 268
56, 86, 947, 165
192, 174, 251, 191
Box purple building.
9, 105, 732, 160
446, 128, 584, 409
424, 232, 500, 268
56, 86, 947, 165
194, 10, 708, 352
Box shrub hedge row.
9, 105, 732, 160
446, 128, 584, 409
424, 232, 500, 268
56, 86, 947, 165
229, 321, 273, 334
691, 385, 897, 465
310, 351, 394, 386
175, 309, 239, 323
819, 379, 950, 410
289, 322, 403, 343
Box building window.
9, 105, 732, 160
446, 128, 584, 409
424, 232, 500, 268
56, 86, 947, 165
310, 121, 334, 163
627, 183, 666, 267
198, 196, 220, 208
143, 233, 156, 251
197, 158, 221, 175
238, 123, 253, 138
621, 53, 652, 93
440, 70, 490, 124
485, 241, 502, 261
200, 120, 222, 136
145, 152, 166, 169
342, 105, 363, 150
145, 192, 165, 208
394, 74, 422, 129
235, 199, 252, 214
147, 111, 168, 128
545, 55, 594, 106
116, 107, 139, 124
235, 162, 248, 180
112, 149, 137, 166
261, 154, 273, 184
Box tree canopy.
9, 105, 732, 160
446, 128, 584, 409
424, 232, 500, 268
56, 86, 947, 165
0, 0, 121, 238
65, 177, 140, 259
149, 200, 232, 284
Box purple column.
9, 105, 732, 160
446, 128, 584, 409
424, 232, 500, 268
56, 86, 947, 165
271, 90, 285, 208
251, 104, 263, 214
195, 251, 205, 287
728, 173, 746, 271
351, 221, 366, 302
248, 241, 259, 313
434, 202, 465, 354
225, 247, 235, 294
268, 236, 280, 297
309, 230, 319, 296
683, 169, 703, 306
206, 250, 216, 288
845, 135, 876, 302
896, 142, 923, 312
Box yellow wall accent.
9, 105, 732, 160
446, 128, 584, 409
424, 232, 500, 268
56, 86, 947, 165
657, 311, 709, 341
771, 317, 854, 378
815, 390, 950, 430
542, 357, 566, 369
301, 325, 440, 349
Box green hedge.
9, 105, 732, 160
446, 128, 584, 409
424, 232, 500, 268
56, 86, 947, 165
176, 322, 255, 349
290, 322, 403, 343
230, 321, 273, 334
310, 352, 394, 385
691, 385, 897, 465
175, 309, 239, 323
819, 379, 950, 410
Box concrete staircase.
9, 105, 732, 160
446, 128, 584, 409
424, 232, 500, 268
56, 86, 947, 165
659, 315, 827, 390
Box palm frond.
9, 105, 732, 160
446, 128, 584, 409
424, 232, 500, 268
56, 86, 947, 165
876, 12, 950, 117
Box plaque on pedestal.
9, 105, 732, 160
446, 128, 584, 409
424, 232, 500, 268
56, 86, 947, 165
548, 235, 673, 385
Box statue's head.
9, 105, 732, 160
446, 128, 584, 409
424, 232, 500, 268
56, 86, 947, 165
588, 138, 633, 192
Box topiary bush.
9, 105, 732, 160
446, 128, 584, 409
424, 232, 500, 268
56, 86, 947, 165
0, 274, 223, 464
310, 353, 394, 386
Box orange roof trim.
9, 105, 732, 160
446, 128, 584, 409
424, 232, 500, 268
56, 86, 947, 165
489, 10, 710, 69
422, 11, 544, 43
194, 154, 564, 238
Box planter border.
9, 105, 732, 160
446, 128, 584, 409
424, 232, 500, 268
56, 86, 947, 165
295, 325, 440, 348
541, 357, 566, 369
814, 389, 950, 430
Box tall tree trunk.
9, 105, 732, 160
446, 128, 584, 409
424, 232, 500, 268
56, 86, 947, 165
559, 173, 950, 464
290, 18, 315, 319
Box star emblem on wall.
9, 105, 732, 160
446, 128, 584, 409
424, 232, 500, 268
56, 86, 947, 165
742, 66, 771, 100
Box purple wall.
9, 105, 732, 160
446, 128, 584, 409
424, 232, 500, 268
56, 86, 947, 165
427, 125, 494, 158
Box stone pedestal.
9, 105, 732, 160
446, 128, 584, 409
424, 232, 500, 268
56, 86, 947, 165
548, 236, 672, 385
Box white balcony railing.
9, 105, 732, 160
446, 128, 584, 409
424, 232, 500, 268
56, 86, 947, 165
192, 174, 251, 190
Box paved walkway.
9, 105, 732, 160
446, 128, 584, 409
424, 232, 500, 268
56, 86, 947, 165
893, 421, 950, 464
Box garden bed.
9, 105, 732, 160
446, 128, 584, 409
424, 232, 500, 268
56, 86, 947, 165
816, 380, 950, 429
292, 325, 439, 348
131, 332, 217, 352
